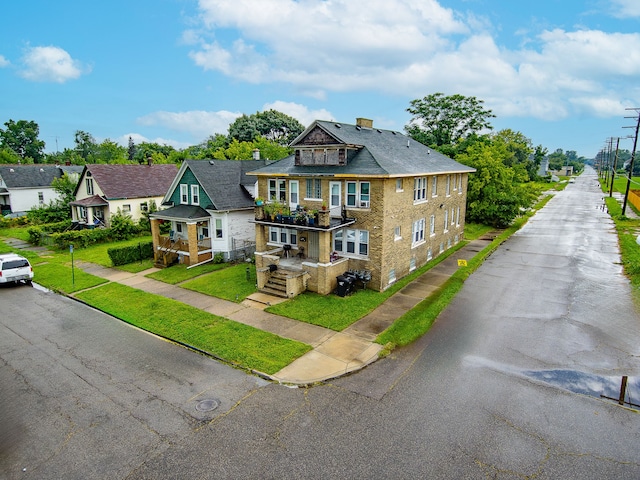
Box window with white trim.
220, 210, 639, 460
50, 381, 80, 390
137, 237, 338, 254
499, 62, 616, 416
410, 257, 416, 271
432, 176, 438, 197
269, 227, 297, 245
346, 181, 370, 208
86, 178, 94, 195
215, 218, 223, 239
427, 247, 433, 261
269, 179, 286, 202
444, 210, 448, 232
446, 175, 451, 196
456, 206, 461, 226
412, 218, 425, 245
306, 179, 322, 199
333, 228, 369, 256
180, 184, 188, 204
414, 177, 427, 202
394, 226, 402, 240
389, 269, 396, 284
396, 178, 403, 192
451, 207, 455, 225
458, 173, 463, 192
430, 214, 435, 236
38, 192, 44, 204
191, 184, 199, 205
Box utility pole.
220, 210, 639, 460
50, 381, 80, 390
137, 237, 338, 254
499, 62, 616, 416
622, 109, 640, 216
609, 137, 620, 197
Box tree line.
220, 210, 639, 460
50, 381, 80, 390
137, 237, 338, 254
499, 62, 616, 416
0, 110, 305, 166
1, 94, 593, 227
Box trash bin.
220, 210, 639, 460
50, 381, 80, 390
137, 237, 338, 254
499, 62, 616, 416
336, 274, 354, 297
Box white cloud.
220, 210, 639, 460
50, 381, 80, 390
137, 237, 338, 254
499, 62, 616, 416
19, 46, 88, 83
610, 0, 640, 17
186, 0, 640, 122
0, 55, 9, 67
137, 109, 242, 139
262, 101, 334, 126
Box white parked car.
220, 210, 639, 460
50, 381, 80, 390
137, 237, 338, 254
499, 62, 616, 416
0, 253, 34, 285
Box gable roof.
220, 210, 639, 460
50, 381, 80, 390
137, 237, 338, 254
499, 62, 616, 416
251, 120, 475, 177
77, 164, 177, 199
166, 159, 265, 210
0, 165, 63, 188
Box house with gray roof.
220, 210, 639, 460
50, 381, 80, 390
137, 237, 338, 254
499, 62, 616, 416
249, 118, 475, 296
70, 163, 177, 228
149, 159, 265, 267
0, 164, 83, 215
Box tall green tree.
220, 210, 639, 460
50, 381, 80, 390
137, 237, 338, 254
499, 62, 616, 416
74, 130, 98, 162
405, 93, 495, 155
127, 136, 136, 161
457, 140, 536, 228
228, 110, 304, 146
0, 120, 46, 163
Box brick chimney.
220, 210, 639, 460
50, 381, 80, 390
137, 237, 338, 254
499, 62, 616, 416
356, 117, 373, 129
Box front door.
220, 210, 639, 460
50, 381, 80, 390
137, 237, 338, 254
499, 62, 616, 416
307, 231, 319, 260
329, 181, 341, 216
289, 180, 299, 211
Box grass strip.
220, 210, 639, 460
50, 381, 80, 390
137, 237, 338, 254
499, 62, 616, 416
33, 262, 108, 293
75, 282, 311, 374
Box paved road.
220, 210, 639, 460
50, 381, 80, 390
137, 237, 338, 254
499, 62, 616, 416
0, 286, 267, 479
2, 166, 639, 479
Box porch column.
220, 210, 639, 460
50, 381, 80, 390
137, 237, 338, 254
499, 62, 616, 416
318, 230, 331, 263
255, 224, 268, 252
87, 207, 95, 225
151, 219, 161, 263
187, 222, 199, 266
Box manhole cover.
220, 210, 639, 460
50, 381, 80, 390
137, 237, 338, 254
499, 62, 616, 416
195, 399, 220, 412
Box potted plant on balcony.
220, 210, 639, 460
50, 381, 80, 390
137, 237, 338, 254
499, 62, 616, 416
255, 197, 264, 206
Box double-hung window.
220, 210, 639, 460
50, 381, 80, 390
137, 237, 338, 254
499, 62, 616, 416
444, 210, 449, 232
430, 214, 436, 236
333, 228, 369, 256
346, 181, 370, 208
86, 178, 94, 195
414, 177, 427, 202
446, 175, 451, 196
269, 179, 286, 202
191, 185, 199, 205
306, 179, 322, 199
180, 184, 188, 204
269, 227, 297, 245
412, 218, 425, 245
431, 176, 438, 197
215, 218, 223, 238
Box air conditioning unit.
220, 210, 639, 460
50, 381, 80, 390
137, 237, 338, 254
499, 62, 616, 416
360, 201, 370, 208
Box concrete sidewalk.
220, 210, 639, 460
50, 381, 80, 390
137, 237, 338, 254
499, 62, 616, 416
73, 235, 495, 385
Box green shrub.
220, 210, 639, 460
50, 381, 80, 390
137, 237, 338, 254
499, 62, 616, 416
110, 209, 140, 240
213, 252, 225, 264
27, 226, 45, 245
107, 241, 154, 266
51, 228, 112, 249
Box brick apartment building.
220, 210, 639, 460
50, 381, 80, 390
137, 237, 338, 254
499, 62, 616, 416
251, 118, 475, 296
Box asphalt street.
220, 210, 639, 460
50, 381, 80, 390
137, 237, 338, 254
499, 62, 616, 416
1, 166, 639, 479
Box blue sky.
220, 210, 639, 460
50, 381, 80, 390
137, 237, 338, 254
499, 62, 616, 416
2, 0, 639, 158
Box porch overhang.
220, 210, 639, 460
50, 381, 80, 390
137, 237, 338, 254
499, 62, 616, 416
252, 217, 356, 232
70, 195, 108, 207
150, 204, 210, 222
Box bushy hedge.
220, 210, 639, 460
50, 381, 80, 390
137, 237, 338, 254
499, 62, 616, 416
27, 221, 73, 245
51, 228, 114, 249
107, 241, 154, 266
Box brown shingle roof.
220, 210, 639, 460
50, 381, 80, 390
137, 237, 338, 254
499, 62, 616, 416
85, 164, 177, 199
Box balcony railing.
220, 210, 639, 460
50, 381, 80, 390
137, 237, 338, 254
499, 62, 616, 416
158, 235, 211, 252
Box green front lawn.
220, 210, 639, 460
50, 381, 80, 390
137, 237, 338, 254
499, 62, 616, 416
181, 263, 257, 302
146, 261, 230, 284
76, 282, 311, 374
33, 262, 108, 293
